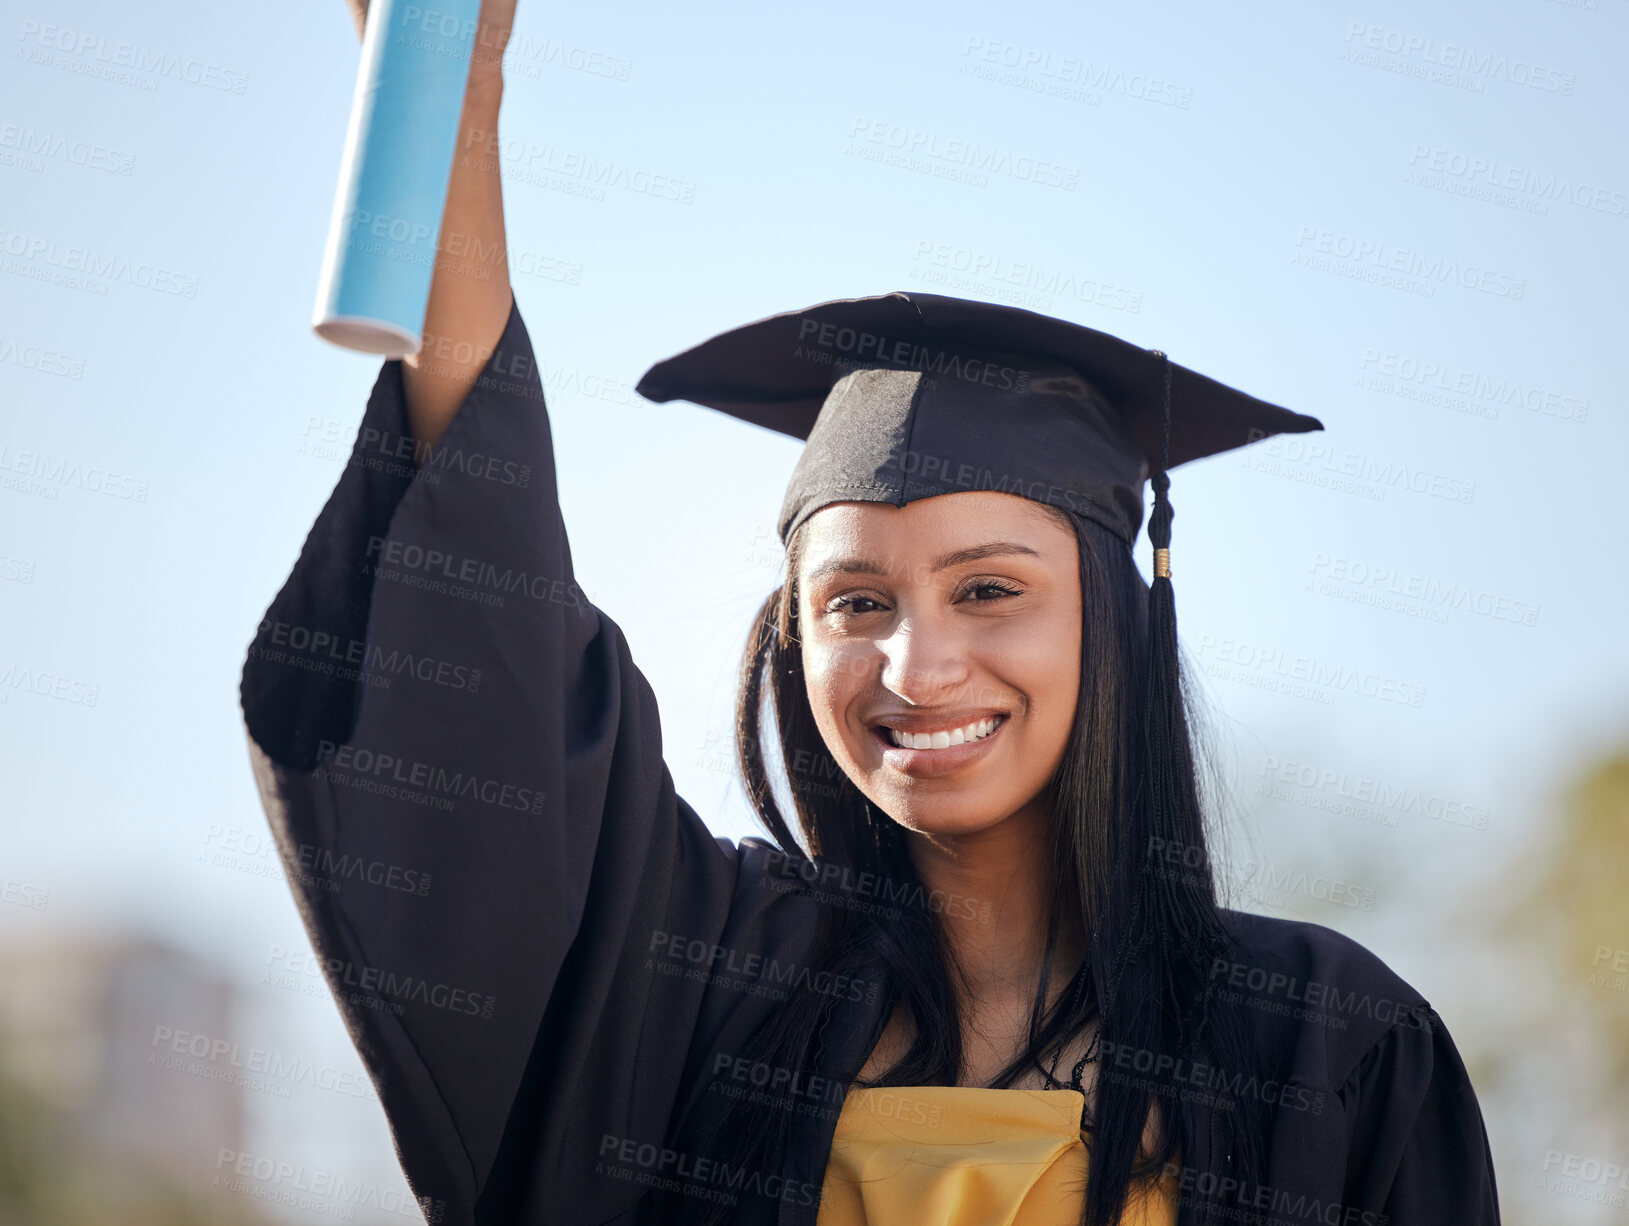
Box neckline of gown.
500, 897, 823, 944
839, 1086, 1091, 1138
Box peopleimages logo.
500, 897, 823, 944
363, 534, 585, 609
0, 335, 87, 379
846, 117, 1079, 190
710, 1053, 850, 1110
912, 239, 1144, 313
15, 21, 251, 94
1406, 145, 1625, 217
255, 617, 484, 692
0, 123, 135, 175
958, 37, 1194, 109
0, 441, 150, 502
762, 848, 993, 924
794, 317, 1031, 390
0, 227, 200, 298
264, 944, 495, 1020
647, 929, 880, 1004
1244, 426, 1478, 506
880, 446, 1098, 520
596, 1133, 822, 1209
1209, 957, 1429, 1032
1357, 347, 1589, 424
315, 739, 547, 816
1196, 635, 1428, 710
1308, 552, 1541, 629
1159, 1163, 1392, 1226
1258, 755, 1490, 831
212, 1149, 438, 1221
463, 128, 696, 203
1342, 22, 1575, 94
149, 1026, 377, 1101
1096, 1040, 1326, 1115
1292, 225, 1526, 300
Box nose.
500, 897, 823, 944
878, 614, 973, 708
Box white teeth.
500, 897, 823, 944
887, 716, 1000, 750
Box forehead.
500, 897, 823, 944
794, 491, 1073, 578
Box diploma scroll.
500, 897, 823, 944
312, 0, 483, 356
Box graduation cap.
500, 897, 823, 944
635, 289, 1325, 886
633, 289, 1323, 557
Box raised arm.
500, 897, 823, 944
239, 8, 767, 1220
349, 0, 517, 448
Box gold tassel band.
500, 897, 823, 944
1153, 548, 1171, 579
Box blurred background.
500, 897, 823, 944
2, 0, 1626, 1220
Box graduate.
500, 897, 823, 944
241, 4, 1501, 1223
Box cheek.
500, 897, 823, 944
998, 614, 1081, 721
1043, 622, 1084, 726
802, 639, 875, 727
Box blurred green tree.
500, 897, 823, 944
0, 1056, 276, 1226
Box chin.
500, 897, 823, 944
857, 773, 1038, 838
886, 807, 1009, 840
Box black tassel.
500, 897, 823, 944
1146, 354, 1178, 803
1105, 352, 1198, 1039
1143, 352, 1197, 1041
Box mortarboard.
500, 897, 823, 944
633, 290, 1324, 556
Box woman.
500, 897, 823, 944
241, 3, 1501, 1223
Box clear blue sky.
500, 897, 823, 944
3, 0, 1625, 1218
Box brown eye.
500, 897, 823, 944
828, 595, 885, 615
962, 581, 1022, 602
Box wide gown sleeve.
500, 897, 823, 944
239, 295, 749, 1224
1341, 1005, 1501, 1225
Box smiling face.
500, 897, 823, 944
794, 491, 1083, 837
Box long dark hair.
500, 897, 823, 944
692, 500, 1266, 1226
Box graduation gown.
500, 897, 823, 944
239, 295, 1501, 1226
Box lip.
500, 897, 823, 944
869, 713, 1009, 778
872, 707, 1007, 735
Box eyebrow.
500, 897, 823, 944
803, 541, 1043, 586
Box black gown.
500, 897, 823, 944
240, 295, 1502, 1226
